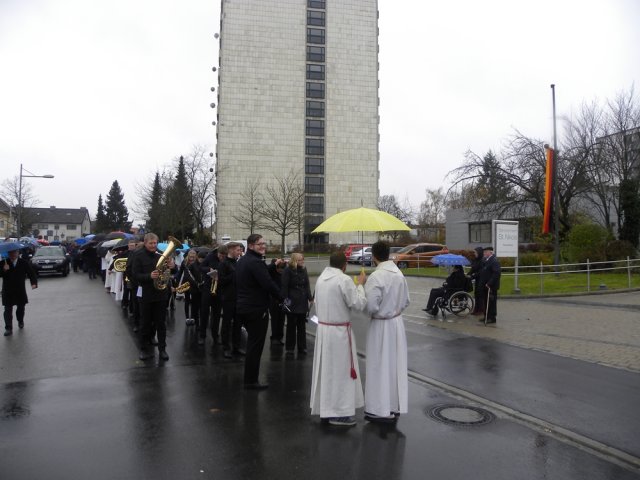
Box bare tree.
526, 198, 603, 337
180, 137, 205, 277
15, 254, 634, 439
181, 145, 216, 243
377, 194, 413, 242
417, 188, 447, 242
1, 176, 39, 236
448, 130, 591, 238
258, 170, 304, 253
232, 178, 263, 236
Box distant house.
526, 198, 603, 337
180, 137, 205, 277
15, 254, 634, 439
23, 206, 91, 242
0, 197, 13, 239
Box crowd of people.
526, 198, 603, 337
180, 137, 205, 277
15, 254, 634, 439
3, 234, 415, 428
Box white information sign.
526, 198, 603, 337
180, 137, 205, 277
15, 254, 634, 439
492, 220, 519, 258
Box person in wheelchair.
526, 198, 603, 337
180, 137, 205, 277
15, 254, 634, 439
422, 265, 468, 316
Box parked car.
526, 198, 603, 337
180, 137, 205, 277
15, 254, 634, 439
343, 244, 370, 260
348, 247, 373, 265
389, 243, 448, 269
390, 246, 404, 254
30, 246, 70, 276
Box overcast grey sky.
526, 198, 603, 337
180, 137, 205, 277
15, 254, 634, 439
1, 0, 639, 226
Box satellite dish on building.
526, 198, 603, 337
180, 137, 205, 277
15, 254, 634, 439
211, 87, 216, 92
210, 103, 216, 108
214, 33, 220, 39
212, 66, 217, 72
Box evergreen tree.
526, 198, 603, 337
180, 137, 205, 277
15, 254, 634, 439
94, 194, 108, 233
475, 151, 512, 205
104, 180, 131, 231
165, 156, 194, 241
146, 172, 164, 237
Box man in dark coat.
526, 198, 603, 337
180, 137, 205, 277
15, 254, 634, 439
235, 234, 284, 389
477, 246, 501, 324
218, 242, 243, 358
1, 247, 38, 336
131, 233, 175, 361
198, 247, 223, 346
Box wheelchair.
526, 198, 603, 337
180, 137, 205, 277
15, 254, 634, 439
432, 289, 475, 319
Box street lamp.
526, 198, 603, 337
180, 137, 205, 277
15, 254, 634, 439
17, 164, 54, 236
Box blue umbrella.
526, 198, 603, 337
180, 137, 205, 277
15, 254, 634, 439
74, 238, 87, 245
0, 242, 26, 254
157, 242, 168, 252
431, 253, 470, 266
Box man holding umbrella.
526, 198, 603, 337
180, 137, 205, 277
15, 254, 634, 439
1, 244, 38, 336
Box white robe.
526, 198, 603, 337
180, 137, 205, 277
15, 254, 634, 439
364, 260, 410, 417
310, 267, 367, 418
113, 271, 124, 301
103, 252, 114, 289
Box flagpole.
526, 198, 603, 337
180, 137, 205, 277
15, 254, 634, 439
551, 84, 560, 270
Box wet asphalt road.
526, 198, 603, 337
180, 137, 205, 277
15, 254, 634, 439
1, 271, 639, 479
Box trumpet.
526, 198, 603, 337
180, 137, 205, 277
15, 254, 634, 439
113, 258, 127, 273
176, 281, 191, 294
153, 236, 181, 290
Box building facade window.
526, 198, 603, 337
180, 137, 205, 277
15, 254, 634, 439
306, 64, 325, 80
469, 223, 491, 243
306, 119, 324, 136
305, 195, 324, 213
306, 46, 325, 62
307, 10, 325, 26
306, 82, 325, 99
307, 0, 326, 9
67, 224, 77, 230
305, 157, 324, 174
307, 28, 325, 45
305, 176, 324, 194
306, 100, 324, 117
305, 138, 324, 155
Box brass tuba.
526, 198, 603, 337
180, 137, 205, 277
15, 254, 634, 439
113, 258, 127, 273
153, 236, 181, 290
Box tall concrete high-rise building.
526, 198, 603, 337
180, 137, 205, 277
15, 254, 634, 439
215, 0, 379, 248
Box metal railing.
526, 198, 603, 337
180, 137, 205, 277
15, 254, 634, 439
503, 257, 640, 294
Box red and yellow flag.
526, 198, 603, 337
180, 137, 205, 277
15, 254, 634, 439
542, 147, 554, 234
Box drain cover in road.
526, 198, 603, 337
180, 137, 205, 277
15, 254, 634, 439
427, 404, 495, 426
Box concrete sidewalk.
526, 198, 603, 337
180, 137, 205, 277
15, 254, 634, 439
401, 277, 640, 372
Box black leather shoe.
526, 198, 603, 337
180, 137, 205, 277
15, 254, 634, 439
4, 329, 12, 337
223, 350, 232, 359
271, 338, 284, 346
197, 337, 205, 346
485, 319, 497, 324
244, 382, 269, 390
159, 349, 169, 361
139, 350, 153, 361
232, 349, 246, 356
18, 321, 24, 329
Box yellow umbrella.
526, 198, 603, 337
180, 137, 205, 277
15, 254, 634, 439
312, 207, 410, 233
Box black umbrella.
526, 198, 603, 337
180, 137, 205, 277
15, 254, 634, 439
113, 238, 130, 249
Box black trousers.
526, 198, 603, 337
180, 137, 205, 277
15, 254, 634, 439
269, 298, 285, 341
285, 312, 307, 351
485, 287, 498, 320
220, 300, 241, 351
140, 300, 166, 348
200, 292, 221, 339
4, 304, 25, 330
239, 309, 269, 384
185, 290, 201, 323
426, 287, 446, 310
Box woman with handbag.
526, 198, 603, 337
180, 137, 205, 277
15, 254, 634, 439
281, 253, 313, 356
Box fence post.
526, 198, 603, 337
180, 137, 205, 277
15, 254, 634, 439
540, 262, 544, 295
587, 259, 590, 292
628, 256, 632, 289
513, 256, 520, 294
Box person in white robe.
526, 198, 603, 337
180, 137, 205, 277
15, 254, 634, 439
363, 241, 410, 422
310, 252, 367, 426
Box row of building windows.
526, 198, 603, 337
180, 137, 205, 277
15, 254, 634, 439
304, 1, 326, 221
33, 224, 77, 230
